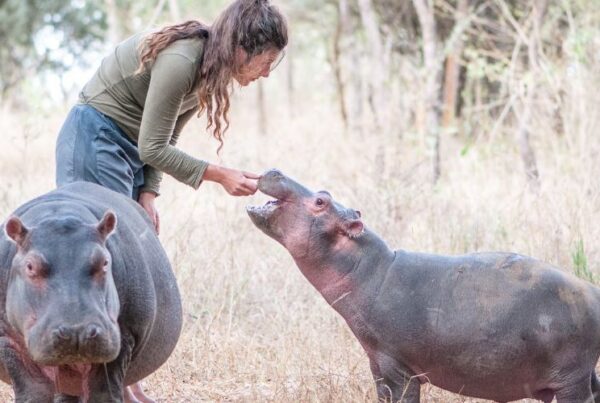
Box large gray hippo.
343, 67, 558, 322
0, 182, 182, 402
247, 169, 600, 403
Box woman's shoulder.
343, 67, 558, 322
150, 37, 205, 89
159, 36, 205, 64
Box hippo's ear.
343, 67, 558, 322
97, 211, 117, 241
341, 218, 364, 239
4, 216, 29, 247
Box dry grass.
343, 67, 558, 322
0, 84, 599, 403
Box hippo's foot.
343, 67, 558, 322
369, 353, 420, 403
375, 378, 420, 403
124, 381, 156, 403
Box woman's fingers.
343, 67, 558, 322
218, 168, 261, 196
233, 173, 258, 195
145, 206, 160, 234
243, 171, 261, 179
244, 177, 258, 194
230, 183, 257, 196
137, 192, 160, 234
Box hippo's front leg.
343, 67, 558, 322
369, 353, 420, 403
0, 337, 54, 403
87, 332, 135, 403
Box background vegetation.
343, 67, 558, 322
1, 0, 599, 401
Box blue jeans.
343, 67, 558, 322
55, 104, 145, 200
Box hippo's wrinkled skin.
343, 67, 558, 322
0, 182, 182, 402
247, 169, 600, 403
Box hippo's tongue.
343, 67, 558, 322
42, 364, 92, 395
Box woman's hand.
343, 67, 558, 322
138, 191, 160, 234
203, 164, 259, 196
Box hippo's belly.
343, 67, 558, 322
368, 307, 596, 401
421, 367, 555, 402
409, 341, 556, 401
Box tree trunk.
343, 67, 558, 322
339, 0, 363, 133
357, 0, 386, 178
441, 0, 469, 132
517, 94, 539, 184
357, 0, 385, 131
147, 0, 167, 28
106, 0, 133, 43
168, 0, 181, 21
412, 0, 442, 183
105, 0, 123, 45
516, 0, 548, 188
332, 0, 349, 128
350, 46, 364, 134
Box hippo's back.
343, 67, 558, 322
13, 182, 153, 230
2, 182, 182, 385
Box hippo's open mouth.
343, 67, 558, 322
246, 198, 281, 221
247, 169, 311, 228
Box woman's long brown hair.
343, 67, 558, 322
138, 0, 288, 152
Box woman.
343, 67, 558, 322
55, 0, 288, 235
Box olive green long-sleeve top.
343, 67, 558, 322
79, 32, 208, 195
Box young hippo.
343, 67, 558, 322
246, 169, 600, 403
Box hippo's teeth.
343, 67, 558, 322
246, 201, 278, 216
347, 229, 365, 239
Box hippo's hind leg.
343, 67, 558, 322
369, 354, 420, 403
554, 374, 593, 403
592, 371, 600, 403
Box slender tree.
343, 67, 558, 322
412, 0, 442, 183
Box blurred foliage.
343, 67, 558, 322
2, 0, 600, 166
0, 0, 107, 98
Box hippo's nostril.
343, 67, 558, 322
84, 324, 102, 340
355, 210, 361, 218
54, 325, 73, 341
266, 169, 284, 179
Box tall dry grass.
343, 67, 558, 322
0, 68, 599, 403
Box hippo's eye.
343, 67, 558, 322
100, 260, 108, 273
23, 259, 46, 279
316, 198, 324, 206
